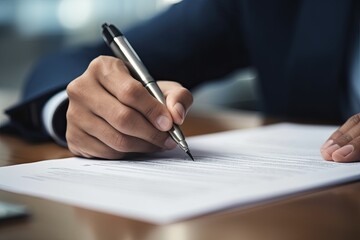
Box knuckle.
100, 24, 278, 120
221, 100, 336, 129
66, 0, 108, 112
144, 105, 157, 120
337, 133, 353, 144
112, 108, 135, 130
66, 107, 74, 121
111, 134, 130, 152
66, 105, 84, 125
90, 56, 127, 76
66, 105, 77, 121
99, 126, 132, 153
66, 80, 78, 98
89, 55, 107, 71
66, 78, 86, 100
120, 80, 143, 103
112, 58, 128, 71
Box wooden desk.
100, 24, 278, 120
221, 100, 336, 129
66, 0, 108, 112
1, 109, 360, 240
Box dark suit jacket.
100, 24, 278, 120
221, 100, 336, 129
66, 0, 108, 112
2, 0, 357, 141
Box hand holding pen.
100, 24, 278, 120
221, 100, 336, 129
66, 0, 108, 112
102, 23, 194, 160
65, 26, 193, 160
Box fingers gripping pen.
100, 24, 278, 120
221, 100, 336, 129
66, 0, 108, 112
102, 23, 194, 160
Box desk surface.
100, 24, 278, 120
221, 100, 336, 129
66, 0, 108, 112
0, 109, 360, 240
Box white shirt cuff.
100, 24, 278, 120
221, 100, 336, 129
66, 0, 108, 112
42, 90, 68, 147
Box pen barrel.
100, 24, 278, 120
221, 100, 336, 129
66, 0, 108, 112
145, 82, 166, 105
111, 37, 153, 86
169, 125, 188, 151
103, 25, 189, 152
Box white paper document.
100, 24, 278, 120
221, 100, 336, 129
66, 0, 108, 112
1, 123, 360, 223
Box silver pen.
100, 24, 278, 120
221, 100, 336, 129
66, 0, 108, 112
102, 23, 194, 160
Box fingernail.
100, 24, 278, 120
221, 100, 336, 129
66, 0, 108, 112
164, 136, 177, 149
174, 103, 185, 124
334, 145, 354, 158
156, 115, 172, 131
321, 139, 334, 150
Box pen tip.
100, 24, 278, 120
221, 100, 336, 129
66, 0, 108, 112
186, 150, 195, 161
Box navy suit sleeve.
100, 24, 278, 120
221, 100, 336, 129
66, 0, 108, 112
126, 0, 250, 89
21, 44, 111, 102
1, 44, 111, 141
2, 0, 250, 142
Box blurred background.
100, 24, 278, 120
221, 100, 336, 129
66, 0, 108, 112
0, 0, 258, 124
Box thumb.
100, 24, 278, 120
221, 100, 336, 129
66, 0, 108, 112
158, 81, 193, 125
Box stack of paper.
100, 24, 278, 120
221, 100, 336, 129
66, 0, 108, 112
0, 123, 359, 223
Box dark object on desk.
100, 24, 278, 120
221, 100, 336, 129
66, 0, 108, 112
0, 201, 29, 221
